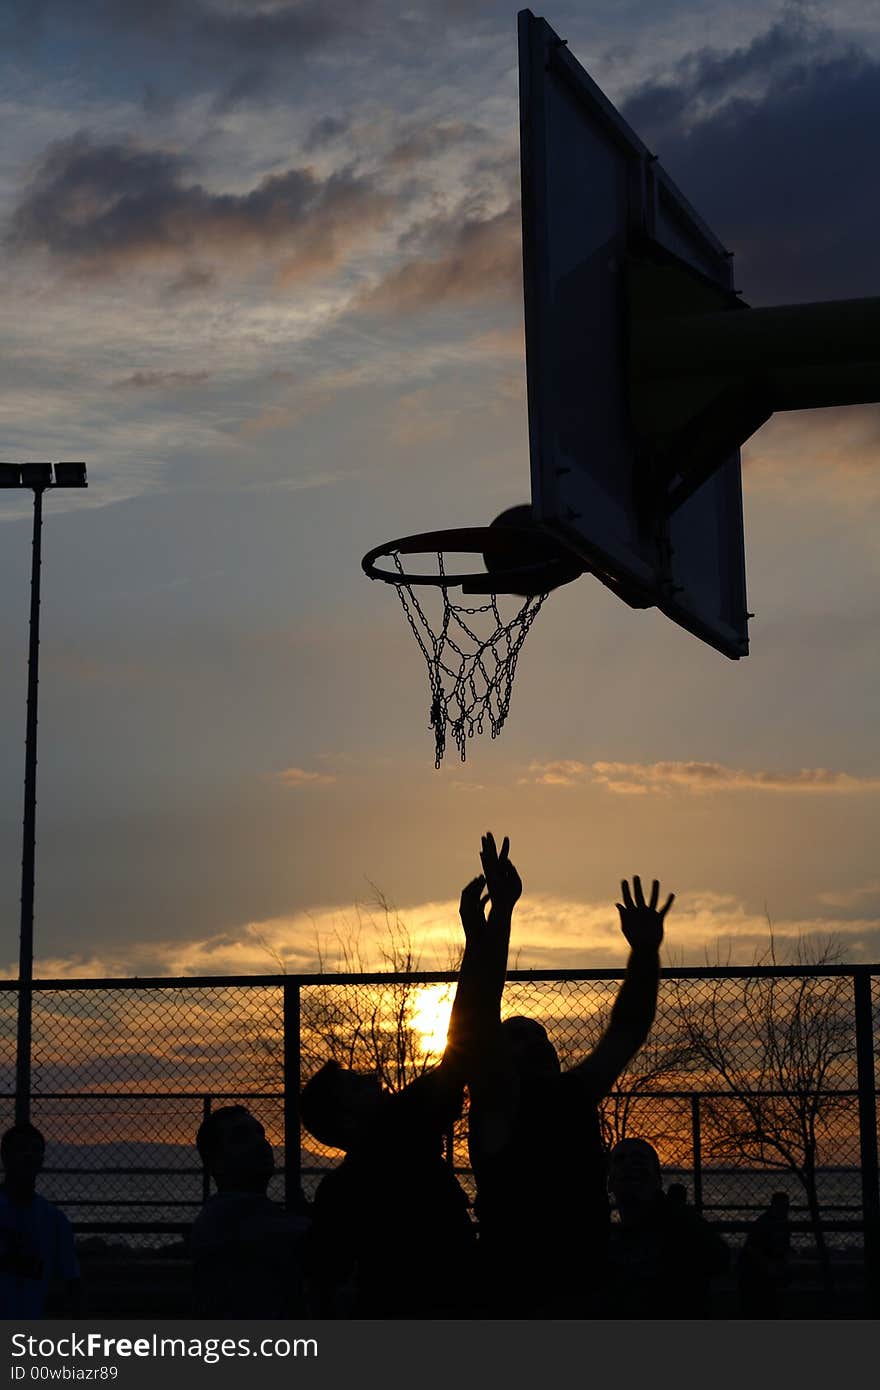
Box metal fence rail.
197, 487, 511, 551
1, 966, 877, 1286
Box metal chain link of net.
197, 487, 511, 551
391, 551, 548, 766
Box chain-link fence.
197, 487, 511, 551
1, 966, 878, 1282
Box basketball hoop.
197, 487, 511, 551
362, 506, 586, 767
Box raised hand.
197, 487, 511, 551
479, 833, 523, 916
459, 874, 488, 941
616, 876, 674, 952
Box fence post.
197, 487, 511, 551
691, 1094, 703, 1216
284, 979, 302, 1211
854, 968, 880, 1315
201, 1095, 211, 1203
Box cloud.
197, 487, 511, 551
9, 886, 879, 981
818, 881, 880, 910
525, 760, 592, 788
7, 133, 393, 282
357, 201, 520, 314
114, 370, 212, 390
743, 406, 880, 504
622, 9, 832, 137
620, 11, 880, 301
525, 759, 880, 795
466, 324, 525, 359
387, 121, 488, 168
10, 1, 372, 109
163, 265, 217, 297
304, 114, 354, 151
273, 766, 336, 788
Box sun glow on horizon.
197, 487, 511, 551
410, 983, 455, 1057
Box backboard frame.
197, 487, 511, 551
518, 8, 750, 658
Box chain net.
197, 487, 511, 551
391, 551, 547, 766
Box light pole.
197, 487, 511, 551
1, 460, 87, 1125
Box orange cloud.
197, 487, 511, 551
274, 766, 336, 787
7, 888, 877, 981
525, 759, 880, 795
357, 203, 521, 314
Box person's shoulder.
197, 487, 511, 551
667, 1199, 709, 1230
33, 1192, 72, 1226
29, 1194, 76, 1246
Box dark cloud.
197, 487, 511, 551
7, 132, 393, 281
100, 0, 360, 57
622, 9, 827, 137
358, 201, 520, 313
114, 370, 212, 390
620, 12, 880, 302
7, 1, 373, 109
163, 265, 218, 297
4, 2, 510, 112
304, 114, 353, 152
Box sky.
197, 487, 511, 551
1, 0, 880, 981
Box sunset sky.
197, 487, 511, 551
1, 0, 879, 982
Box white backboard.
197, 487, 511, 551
518, 9, 749, 658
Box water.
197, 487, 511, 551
36, 1149, 868, 1256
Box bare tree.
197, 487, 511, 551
561, 993, 697, 1152
598, 1029, 699, 1153
670, 928, 856, 1294
251, 885, 461, 1096
301, 884, 444, 1092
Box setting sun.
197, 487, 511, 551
410, 984, 455, 1058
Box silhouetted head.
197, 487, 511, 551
1, 1123, 45, 1186
500, 1016, 561, 1079
299, 1060, 384, 1151
769, 1191, 790, 1216
196, 1106, 274, 1192
666, 1181, 688, 1207
608, 1138, 663, 1213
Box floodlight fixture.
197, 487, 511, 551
53, 460, 87, 487
0, 463, 22, 486
20, 462, 52, 487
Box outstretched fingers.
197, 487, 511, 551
480, 832, 498, 876
462, 873, 486, 898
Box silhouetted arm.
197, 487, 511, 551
399, 835, 522, 1153
569, 877, 674, 1100
446, 833, 520, 1065
452, 834, 525, 1160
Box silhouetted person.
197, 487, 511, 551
0, 1124, 81, 1317
737, 1191, 792, 1318
666, 1181, 688, 1208
467, 863, 674, 1317
299, 838, 518, 1318
606, 1137, 730, 1318
191, 1105, 309, 1317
